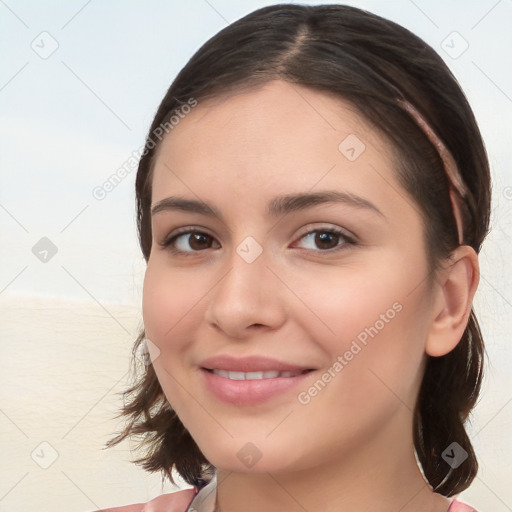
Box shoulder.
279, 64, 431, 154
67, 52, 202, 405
449, 499, 479, 512
94, 487, 197, 512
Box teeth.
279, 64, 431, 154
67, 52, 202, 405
211, 369, 303, 380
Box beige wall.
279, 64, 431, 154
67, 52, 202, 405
0, 294, 191, 511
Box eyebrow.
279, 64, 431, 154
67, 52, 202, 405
151, 191, 385, 220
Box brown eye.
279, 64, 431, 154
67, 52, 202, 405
187, 233, 214, 251
162, 230, 220, 254
295, 228, 353, 252
314, 232, 340, 250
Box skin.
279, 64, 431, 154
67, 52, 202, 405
142, 80, 479, 512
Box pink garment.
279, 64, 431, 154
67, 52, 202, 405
449, 499, 479, 512
94, 487, 478, 512
94, 487, 197, 512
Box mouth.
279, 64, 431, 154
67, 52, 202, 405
199, 366, 316, 406
202, 368, 314, 380
198, 355, 317, 405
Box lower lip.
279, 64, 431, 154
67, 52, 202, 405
200, 368, 314, 406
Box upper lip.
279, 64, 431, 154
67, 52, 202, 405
200, 355, 313, 373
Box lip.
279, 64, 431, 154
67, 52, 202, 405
199, 355, 315, 406
199, 354, 313, 373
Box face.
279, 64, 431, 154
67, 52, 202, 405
142, 80, 436, 474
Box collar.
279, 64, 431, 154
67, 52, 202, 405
183, 472, 476, 512
186, 471, 218, 512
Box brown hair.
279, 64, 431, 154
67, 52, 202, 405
106, 3, 491, 496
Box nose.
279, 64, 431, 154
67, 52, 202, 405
204, 245, 287, 339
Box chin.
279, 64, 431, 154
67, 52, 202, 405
196, 436, 308, 475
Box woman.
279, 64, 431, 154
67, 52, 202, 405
98, 4, 490, 511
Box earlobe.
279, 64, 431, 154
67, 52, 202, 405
425, 245, 480, 357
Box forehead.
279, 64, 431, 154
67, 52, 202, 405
151, 80, 398, 210
158, 80, 390, 154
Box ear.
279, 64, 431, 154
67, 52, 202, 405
425, 245, 480, 357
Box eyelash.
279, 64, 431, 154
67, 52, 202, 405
159, 225, 356, 257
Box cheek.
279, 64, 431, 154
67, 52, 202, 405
142, 262, 196, 351
142, 262, 204, 413
289, 258, 429, 400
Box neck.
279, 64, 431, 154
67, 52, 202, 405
214, 409, 450, 512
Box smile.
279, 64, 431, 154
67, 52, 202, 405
209, 369, 310, 380
201, 367, 315, 405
